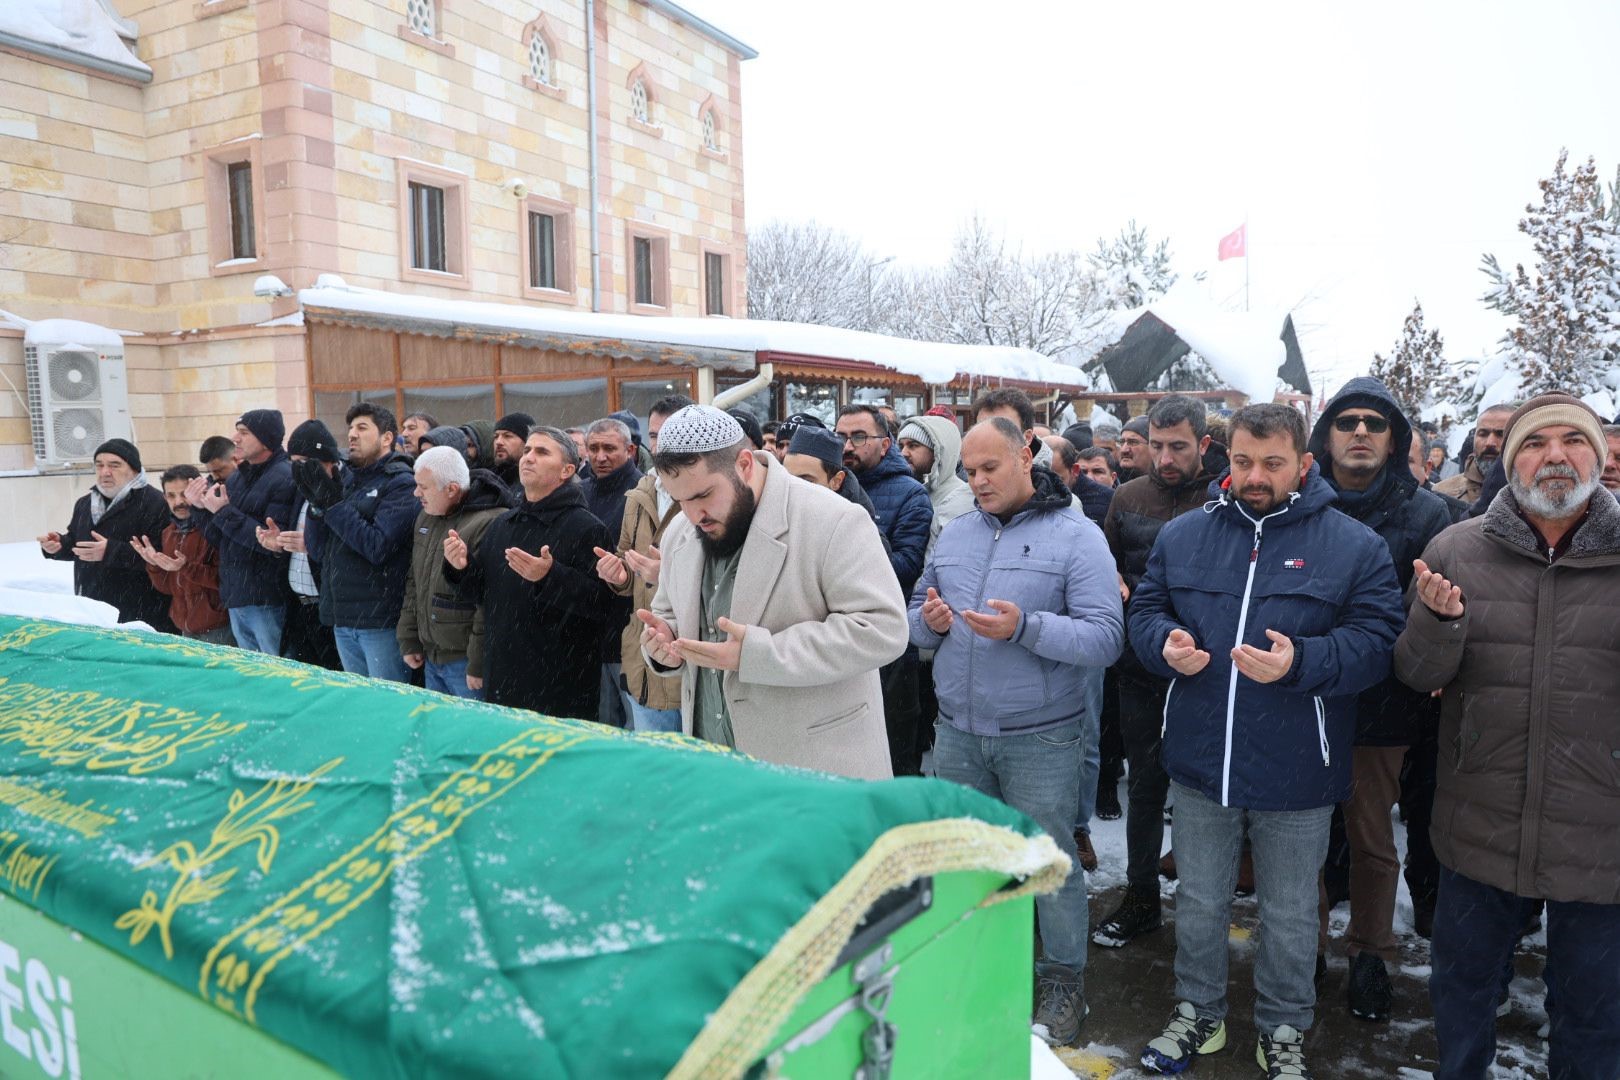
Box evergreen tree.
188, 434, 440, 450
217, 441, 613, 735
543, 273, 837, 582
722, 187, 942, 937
1089, 220, 1178, 310
1370, 300, 1447, 415
1479, 150, 1620, 396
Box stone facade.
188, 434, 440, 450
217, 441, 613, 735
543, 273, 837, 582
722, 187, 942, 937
0, 0, 750, 541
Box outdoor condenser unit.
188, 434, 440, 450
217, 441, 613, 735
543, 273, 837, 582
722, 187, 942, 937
22, 319, 132, 466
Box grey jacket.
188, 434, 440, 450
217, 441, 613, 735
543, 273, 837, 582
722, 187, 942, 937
909, 467, 1124, 736
900, 415, 976, 560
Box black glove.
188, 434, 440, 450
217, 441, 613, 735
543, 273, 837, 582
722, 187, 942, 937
294, 458, 343, 511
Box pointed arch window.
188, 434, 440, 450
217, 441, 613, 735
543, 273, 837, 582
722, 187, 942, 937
625, 62, 660, 136
522, 15, 564, 99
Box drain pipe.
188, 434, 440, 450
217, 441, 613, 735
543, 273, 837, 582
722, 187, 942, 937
585, 0, 601, 311
712, 363, 774, 410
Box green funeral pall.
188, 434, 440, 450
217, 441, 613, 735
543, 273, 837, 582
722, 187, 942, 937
0, 616, 1067, 1078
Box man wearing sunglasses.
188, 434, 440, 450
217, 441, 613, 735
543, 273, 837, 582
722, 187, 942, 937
1434, 403, 1515, 504
1304, 378, 1454, 1024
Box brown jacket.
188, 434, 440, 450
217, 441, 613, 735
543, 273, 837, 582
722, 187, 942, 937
1432, 457, 1487, 504
146, 520, 228, 635
609, 474, 682, 711
1394, 487, 1620, 904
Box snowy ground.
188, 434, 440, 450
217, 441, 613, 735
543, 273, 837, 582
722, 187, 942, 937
1052, 779, 1552, 1079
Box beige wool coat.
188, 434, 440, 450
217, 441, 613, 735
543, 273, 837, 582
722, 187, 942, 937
647, 452, 908, 780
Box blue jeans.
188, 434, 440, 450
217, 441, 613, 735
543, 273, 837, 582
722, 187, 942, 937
622, 691, 682, 733
425, 656, 481, 700
1170, 780, 1331, 1033
229, 604, 285, 655
333, 626, 412, 683
932, 718, 1089, 989
1076, 666, 1104, 833
599, 663, 628, 728
1432, 865, 1619, 1080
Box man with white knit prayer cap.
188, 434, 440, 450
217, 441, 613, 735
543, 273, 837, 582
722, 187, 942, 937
636, 405, 909, 779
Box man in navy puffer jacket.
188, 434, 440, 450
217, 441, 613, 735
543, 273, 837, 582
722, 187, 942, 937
1126, 404, 1402, 1079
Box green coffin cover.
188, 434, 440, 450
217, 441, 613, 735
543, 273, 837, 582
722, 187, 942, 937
0, 617, 1068, 1078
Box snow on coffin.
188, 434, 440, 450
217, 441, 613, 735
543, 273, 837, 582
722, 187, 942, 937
0, 616, 1065, 1078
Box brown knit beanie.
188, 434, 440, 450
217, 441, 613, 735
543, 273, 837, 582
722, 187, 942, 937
1501, 393, 1608, 472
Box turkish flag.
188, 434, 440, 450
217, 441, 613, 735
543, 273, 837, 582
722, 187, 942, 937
1217, 224, 1246, 261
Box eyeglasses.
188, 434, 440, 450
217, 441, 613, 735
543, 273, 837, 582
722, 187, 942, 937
841, 432, 877, 446
1332, 415, 1390, 434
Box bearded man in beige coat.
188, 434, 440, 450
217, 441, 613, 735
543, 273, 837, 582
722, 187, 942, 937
636, 405, 907, 780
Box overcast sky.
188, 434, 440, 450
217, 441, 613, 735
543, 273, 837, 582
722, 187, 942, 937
691, 0, 1620, 392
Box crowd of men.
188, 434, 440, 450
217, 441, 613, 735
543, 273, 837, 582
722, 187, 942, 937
36, 377, 1620, 1080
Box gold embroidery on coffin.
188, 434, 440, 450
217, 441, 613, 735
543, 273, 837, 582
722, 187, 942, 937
115, 759, 345, 960
200, 725, 588, 1023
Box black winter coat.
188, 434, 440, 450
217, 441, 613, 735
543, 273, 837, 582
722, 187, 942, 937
580, 460, 643, 659
313, 453, 418, 630
1308, 377, 1454, 745
46, 482, 174, 630
205, 452, 295, 609
447, 481, 612, 719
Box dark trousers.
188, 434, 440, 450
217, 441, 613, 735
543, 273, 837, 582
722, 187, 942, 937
1399, 726, 1440, 914
916, 656, 938, 755
1118, 667, 1171, 893
881, 647, 922, 777
1098, 667, 1124, 800
281, 596, 341, 670
1432, 865, 1620, 1080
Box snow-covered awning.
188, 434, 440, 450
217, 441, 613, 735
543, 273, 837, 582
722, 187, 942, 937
0, 0, 152, 83
298, 282, 1087, 388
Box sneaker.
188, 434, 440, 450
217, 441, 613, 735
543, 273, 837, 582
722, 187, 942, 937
1092, 888, 1163, 948
1073, 829, 1099, 873
1032, 966, 1088, 1047
1234, 849, 1256, 897
1140, 1001, 1226, 1074
1096, 784, 1123, 820
1346, 952, 1392, 1022
1256, 1024, 1312, 1079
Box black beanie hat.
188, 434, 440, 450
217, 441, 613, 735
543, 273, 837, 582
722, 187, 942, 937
787, 425, 844, 473
494, 412, 535, 438
1123, 416, 1150, 438
287, 419, 340, 464
238, 408, 286, 451
727, 408, 764, 450
419, 425, 471, 455
93, 437, 141, 473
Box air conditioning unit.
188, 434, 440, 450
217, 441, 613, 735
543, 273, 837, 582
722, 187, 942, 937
23, 319, 132, 467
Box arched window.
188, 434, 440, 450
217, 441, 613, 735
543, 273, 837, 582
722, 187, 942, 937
626, 61, 659, 133
522, 16, 563, 99
630, 78, 650, 123
406, 0, 436, 37
697, 94, 727, 160
528, 33, 550, 85
701, 109, 717, 151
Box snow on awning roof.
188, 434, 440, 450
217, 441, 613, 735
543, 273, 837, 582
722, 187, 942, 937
298, 284, 1087, 388
1093, 291, 1295, 404
0, 0, 152, 83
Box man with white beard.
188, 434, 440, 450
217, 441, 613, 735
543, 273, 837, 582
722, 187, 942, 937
1395, 392, 1620, 1080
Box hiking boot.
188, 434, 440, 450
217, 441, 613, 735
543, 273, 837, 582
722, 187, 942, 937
1032, 966, 1088, 1047
1346, 952, 1392, 1022
1411, 894, 1435, 939
1256, 1024, 1312, 1079
1092, 887, 1163, 948
1140, 1001, 1226, 1074
1096, 783, 1123, 820
1160, 851, 1178, 880
1073, 828, 1099, 872
1314, 953, 1328, 986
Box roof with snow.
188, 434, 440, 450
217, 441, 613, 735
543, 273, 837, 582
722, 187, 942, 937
1093, 294, 1310, 402
298, 282, 1087, 388
0, 0, 151, 83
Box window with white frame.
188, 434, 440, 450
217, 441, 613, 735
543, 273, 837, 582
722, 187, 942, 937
702, 109, 719, 152
527, 31, 552, 86
406, 0, 435, 37
630, 78, 650, 124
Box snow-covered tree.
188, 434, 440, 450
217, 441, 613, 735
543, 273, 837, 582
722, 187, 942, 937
1479, 150, 1620, 397
1089, 220, 1178, 310
1370, 300, 1447, 415
746, 221, 892, 329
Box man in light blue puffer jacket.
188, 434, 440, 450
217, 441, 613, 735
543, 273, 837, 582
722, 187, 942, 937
908, 417, 1124, 1049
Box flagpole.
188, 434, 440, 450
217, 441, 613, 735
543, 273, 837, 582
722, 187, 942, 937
1244, 213, 1250, 313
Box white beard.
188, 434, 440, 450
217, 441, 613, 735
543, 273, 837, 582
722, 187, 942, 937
1510, 464, 1601, 520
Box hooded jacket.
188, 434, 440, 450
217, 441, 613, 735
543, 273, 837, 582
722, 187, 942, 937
461, 421, 498, 473
314, 451, 419, 630
396, 469, 513, 670
1307, 376, 1454, 745
909, 466, 1124, 736
47, 478, 174, 629
1394, 486, 1620, 905
448, 480, 612, 719
1127, 463, 1404, 811
854, 444, 934, 597
901, 415, 975, 559
205, 450, 295, 609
